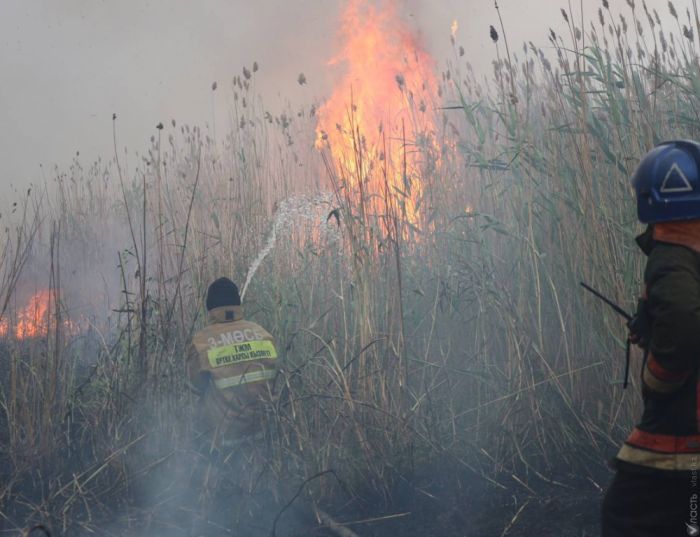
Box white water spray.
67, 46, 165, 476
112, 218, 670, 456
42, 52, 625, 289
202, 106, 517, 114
240, 192, 338, 299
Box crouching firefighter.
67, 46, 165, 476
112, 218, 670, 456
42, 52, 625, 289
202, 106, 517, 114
602, 140, 700, 537
186, 277, 279, 448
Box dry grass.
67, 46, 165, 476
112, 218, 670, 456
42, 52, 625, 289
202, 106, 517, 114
1, 3, 700, 535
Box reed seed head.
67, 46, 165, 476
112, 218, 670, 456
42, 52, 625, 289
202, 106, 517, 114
668, 1, 677, 19
683, 24, 694, 41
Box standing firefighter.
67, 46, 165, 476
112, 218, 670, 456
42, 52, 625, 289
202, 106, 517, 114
602, 140, 700, 536
187, 277, 279, 446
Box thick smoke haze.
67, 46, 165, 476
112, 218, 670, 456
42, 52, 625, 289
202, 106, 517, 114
1, 0, 655, 196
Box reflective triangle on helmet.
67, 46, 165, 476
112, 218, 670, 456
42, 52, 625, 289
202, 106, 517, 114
660, 162, 694, 193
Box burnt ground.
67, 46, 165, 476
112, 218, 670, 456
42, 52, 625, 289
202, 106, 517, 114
10, 473, 603, 537
345, 484, 602, 537
261, 461, 608, 537
104, 462, 604, 537
307, 478, 603, 537
1, 443, 607, 537
139, 477, 602, 537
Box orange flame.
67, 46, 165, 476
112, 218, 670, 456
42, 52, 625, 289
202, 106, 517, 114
0, 290, 79, 340
316, 0, 439, 224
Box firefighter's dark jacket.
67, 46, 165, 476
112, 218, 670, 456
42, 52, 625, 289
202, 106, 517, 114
616, 221, 700, 472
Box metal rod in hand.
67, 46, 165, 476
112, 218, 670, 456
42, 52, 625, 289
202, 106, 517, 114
580, 282, 633, 321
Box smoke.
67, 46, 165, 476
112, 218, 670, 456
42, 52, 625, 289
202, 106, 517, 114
67, 404, 309, 537
0, 0, 587, 198
0, 0, 339, 196
6, 206, 129, 338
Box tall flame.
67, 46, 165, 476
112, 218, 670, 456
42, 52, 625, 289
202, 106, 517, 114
316, 0, 439, 224
0, 290, 79, 340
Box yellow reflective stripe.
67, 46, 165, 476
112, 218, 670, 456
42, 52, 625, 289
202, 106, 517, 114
642, 364, 686, 394
214, 369, 277, 389
207, 340, 278, 368
617, 443, 700, 471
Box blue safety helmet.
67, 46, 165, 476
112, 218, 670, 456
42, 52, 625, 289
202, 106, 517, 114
631, 139, 700, 223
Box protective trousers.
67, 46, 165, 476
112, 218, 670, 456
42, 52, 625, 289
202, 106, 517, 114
602, 468, 698, 536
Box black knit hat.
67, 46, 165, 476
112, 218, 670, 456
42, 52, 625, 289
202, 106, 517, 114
206, 277, 241, 310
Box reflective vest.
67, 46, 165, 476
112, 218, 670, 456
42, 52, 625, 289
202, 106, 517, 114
186, 305, 279, 440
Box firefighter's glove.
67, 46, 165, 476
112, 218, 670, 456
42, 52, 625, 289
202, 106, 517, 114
627, 298, 652, 349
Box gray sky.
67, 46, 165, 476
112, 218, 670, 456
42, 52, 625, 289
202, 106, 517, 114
0, 0, 663, 190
